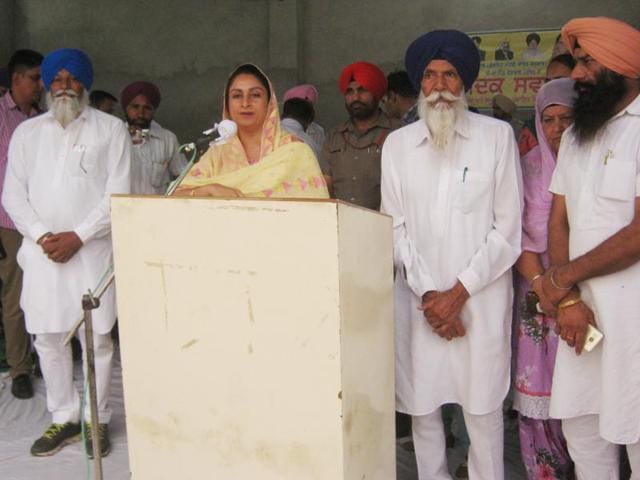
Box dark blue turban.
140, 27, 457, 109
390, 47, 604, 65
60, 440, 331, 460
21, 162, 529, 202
405, 30, 480, 93
41, 48, 93, 91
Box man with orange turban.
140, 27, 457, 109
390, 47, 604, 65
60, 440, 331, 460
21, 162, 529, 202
539, 17, 640, 479
320, 61, 399, 210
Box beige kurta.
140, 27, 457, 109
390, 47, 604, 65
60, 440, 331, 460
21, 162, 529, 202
548, 94, 640, 444
381, 112, 522, 415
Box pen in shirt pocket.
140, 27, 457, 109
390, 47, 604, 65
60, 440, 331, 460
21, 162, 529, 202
462, 166, 468, 182
603, 149, 613, 165
73, 144, 88, 173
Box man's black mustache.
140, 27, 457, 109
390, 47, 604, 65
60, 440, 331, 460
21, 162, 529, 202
574, 81, 593, 93
128, 119, 150, 126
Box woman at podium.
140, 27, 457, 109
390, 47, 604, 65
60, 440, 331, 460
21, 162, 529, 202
174, 64, 328, 199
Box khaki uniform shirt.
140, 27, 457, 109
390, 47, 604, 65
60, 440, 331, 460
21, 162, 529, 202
321, 111, 399, 210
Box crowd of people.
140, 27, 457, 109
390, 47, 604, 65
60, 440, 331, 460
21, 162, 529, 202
0, 14, 639, 480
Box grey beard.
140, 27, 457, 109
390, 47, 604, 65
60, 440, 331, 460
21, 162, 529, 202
46, 89, 89, 128
418, 91, 468, 151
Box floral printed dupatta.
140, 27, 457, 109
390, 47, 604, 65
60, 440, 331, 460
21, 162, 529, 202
178, 64, 328, 199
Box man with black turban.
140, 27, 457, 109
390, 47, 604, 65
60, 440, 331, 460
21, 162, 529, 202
320, 61, 399, 210
120, 81, 186, 194
540, 17, 640, 479
381, 30, 522, 479
2, 48, 131, 458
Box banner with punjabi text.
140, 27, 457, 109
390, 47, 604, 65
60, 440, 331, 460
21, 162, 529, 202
467, 29, 561, 109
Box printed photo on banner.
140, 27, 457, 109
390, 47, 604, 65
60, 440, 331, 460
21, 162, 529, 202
467, 29, 562, 109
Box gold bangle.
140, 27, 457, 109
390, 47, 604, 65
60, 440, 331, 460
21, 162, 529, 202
558, 297, 582, 309
550, 269, 572, 290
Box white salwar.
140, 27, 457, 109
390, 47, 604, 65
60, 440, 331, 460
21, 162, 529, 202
381, 112, 522, 479
129, 119, 186, 195
34, 330, 114, 423
2, 105, 130, 424
548, 94, 640, 470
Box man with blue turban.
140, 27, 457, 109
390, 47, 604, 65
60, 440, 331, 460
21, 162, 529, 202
381, 30, 522, 479
2, 48, 130, 458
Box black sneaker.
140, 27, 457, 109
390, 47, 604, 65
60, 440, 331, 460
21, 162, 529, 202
11, 374, 33, 399
30, 422, 81, 456
84, 423, 111, 459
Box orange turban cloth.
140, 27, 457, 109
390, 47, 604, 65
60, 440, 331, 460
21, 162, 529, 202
562, 17, 640, 79
339, 61, 387, 101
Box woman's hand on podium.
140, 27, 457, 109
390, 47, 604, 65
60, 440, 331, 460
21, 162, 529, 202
175, 183, 244, 198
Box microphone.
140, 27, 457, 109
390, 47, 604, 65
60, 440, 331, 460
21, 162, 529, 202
185, 119, 238, 154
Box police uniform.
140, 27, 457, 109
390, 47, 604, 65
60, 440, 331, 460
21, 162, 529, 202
320, 111, 398, 210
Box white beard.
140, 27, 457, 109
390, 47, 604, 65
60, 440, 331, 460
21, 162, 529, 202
418, 90, 468, 151
46, 88, 89, 128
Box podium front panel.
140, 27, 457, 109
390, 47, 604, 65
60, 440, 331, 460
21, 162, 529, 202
111, 197, 395, 480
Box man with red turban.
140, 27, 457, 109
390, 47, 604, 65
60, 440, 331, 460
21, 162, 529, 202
539, 17, 640, 479
120, 81, 186, 194
320, 61, 399, 210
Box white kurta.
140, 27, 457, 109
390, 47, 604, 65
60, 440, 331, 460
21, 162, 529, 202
548, 93, 640, 444
2, 107, 131, 334
381, 112, 522, 415
130, 120, 185, 195
281, 118, 321, 159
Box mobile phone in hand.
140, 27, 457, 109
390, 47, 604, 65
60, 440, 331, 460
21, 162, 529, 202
583, 324, 603, 352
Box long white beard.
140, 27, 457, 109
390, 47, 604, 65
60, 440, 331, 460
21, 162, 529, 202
418, 90, 468, 151
46, 88, 89, 128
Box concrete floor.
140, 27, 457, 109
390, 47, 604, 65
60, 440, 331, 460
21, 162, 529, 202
1, 352, 529, 480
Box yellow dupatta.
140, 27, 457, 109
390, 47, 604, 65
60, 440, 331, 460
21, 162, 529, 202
177, 65, 328, 199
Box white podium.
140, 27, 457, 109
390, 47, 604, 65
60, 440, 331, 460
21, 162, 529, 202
111, 197, 395, 480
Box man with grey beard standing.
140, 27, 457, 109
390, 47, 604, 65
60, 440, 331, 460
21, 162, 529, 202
2, 48, 130, 459
381, 30, 522, 479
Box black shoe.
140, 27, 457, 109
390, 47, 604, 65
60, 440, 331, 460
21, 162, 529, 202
85, 423, 111, 459
11, 374, 33, 399
30, 422, 81, 456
